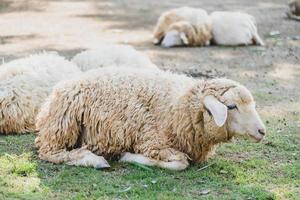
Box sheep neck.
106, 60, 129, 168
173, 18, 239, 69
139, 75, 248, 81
168, 85, 232, 163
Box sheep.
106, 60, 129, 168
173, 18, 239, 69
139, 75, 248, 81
152, 7, 212, 47
210, 11, 265, 46
71, 44, 158, 71
35, 67, 266, 170
0, 53, 81, 134
287, 0, 300, 21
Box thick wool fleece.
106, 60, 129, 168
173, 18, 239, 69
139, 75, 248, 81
71, 45, 158, 71
210, 11, 264, 46
0, 53, 81, 134
153, 7, 212, 46
36, 68, 246, 164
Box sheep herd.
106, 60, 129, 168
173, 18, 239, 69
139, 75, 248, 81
153, 7, 264, 47
0, 7, 267, 171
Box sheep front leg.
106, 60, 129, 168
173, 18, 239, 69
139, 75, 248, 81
119, 151, 189, 171
156, 148, 189, 170
39, 147, 110, 169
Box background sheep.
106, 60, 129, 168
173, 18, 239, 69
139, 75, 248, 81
0, 53, 81, 134
35, 67, 266, 170
72, 44, 158, 71
152, 7, 212, 47
287, 0, 300, 21
210, 11, 265, 46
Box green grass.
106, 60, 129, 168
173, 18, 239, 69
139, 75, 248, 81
0, 116, 299, 200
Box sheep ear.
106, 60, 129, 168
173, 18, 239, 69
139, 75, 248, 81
180, 32, 189, 45
203, 96, 227, 127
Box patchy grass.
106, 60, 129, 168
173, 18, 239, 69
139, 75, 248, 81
0, 116, 299, 200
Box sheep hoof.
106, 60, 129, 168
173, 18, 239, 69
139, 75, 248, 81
94, 162, 110, 169
153, 38, 160, 44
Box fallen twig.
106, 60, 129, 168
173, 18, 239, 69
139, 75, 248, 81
197, 163, 215, 171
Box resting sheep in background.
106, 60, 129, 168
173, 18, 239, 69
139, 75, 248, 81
152, 7, 212, 47
0, 53, 81, 134
287, 0, 300, 21
210, 11, 265, 46
72, 44, 158, 71
35, 67, 266, 170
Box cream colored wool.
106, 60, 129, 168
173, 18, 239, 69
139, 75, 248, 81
72, 44, 158, 71
0, 53, 81, 134
210, 11, 265, 46
35, 67, 266, 170
153, 7, 212, 47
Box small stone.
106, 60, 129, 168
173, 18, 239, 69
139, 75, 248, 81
120, 186, 132, 193
199, 189, 210, 195
197, 180, 206, 184
269, 31, 281, 36
291, 35, 300, 40
220, 170, 228, 174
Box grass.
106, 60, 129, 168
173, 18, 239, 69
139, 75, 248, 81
0, 116, 299, 200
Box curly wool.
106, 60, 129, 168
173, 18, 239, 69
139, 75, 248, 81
0, 53, 81, 134
71, 44, 158, 71
35, 67, 249, 164
169, 21, 212, 46
153, 7, 212, 46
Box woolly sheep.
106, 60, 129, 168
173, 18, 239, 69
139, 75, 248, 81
35, 67, 266, 170
210, 11, 265, 46
72, 44, 158, 71
153, 7, 212, 47
0, 53, 81, 134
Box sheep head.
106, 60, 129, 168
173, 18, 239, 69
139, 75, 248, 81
289, 1, 300, 16
161, 21, 212, 47
161, 30, 187, 48
202, 79, 266, 142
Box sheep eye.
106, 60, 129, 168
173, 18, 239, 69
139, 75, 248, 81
227, 104, 237, 110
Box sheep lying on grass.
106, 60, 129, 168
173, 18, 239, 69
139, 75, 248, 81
153, 7, 212, 47
72, 44, 158, 71
0, 53, 81, 134
35, 67, 266, 170
210, 11, 265, 46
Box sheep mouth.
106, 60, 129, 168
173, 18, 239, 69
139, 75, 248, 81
247, 133, 264, 142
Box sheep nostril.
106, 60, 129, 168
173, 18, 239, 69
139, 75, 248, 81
258, 129, 265, 136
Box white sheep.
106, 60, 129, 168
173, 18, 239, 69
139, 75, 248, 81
210, 11, 265, 46
153, 7, 212, 47
35, 67, 266, 170
0, 53, 81, 134
72, 44, 158, 71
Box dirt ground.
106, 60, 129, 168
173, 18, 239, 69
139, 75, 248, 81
0, 0, 299, 119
